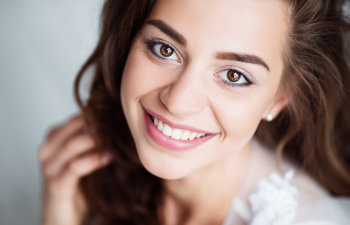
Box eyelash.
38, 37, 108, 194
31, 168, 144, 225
145, 39, 181, 63
215, 68, 254, 87
144, 39, 254, 88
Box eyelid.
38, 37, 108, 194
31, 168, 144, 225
144, 38, 183, 63
214, 67, 255, 88
217, 66, 254, 81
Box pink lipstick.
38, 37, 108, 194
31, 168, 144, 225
143, 107, 216, 151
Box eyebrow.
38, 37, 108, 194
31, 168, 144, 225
145, 19, 187, 46
145, 19, 270, 71
216, 52, 270, 71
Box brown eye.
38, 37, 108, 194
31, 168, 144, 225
227, 69, 241, 82
147, 41, 181, 62
160, 44, 174, 57
216, 68, 252, 87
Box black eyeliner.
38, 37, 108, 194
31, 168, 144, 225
144, 39, 162, 59
223, 77, 253, 88
143, 38, 181, 63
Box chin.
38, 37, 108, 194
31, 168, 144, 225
144, 164, 188, 180
135, 145, 193, 180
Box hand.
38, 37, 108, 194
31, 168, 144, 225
39, 115, 113, 225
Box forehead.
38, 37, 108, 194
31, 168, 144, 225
147, 0, 290, 74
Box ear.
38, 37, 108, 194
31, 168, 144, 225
263, 90, 289, 122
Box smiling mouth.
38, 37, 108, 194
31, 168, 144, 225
143, 108, 216, 151
149, 115, 207, 141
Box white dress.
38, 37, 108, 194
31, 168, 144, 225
222, 139, 350, 225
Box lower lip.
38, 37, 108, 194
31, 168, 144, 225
143, 110, 215, 151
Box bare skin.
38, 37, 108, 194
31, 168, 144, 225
39, 0, 290, 224
121, 0, 289, 224
39, 115, 113, 225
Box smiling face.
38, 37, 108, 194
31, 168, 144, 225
120, 0, 290, 179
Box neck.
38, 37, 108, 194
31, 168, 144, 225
162, 142, 252, 225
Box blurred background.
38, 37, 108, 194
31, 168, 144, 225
0, 0, 103, 224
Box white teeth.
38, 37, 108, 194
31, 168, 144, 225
197, 133, 205, 138
180, 131, 190, 140
157, 120, 163, 130
196, 133, 203, 138
152, 116, 207, 141
162, 124, 172, 136
171, 129, 182, 140
189, 132, 197, 140
154, 118, 159, 126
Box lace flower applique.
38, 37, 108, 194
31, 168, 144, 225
248, 170, 299, 225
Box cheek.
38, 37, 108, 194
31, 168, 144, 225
122, 53, 154, 101
121, 48, 173, 103
211, 92, 270, 141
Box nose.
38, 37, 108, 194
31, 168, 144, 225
159, 66, 208, 117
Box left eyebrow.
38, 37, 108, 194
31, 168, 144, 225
145, 19, 187, 46
216, 52, 270, 71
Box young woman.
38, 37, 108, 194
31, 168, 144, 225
39, 0, 350, 224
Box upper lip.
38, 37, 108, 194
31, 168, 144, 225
143, 107, 217, 135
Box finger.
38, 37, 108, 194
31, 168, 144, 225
40, 115, 85, 161
48, 152, 113, 198
45, 126, 61, 140
39, 126, 61, 161
49, 114, 85, 148
70, 152, 113, 178
43, 133, 97, 177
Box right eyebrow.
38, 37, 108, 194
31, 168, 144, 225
145, 19, 187, 46
216, 52, 270, 71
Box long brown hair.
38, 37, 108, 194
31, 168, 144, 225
256, 0, 350, 195
74, 0, 350, 224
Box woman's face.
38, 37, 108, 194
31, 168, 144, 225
121, 0, 290, 179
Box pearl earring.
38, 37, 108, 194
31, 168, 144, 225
266, 114, 274, 122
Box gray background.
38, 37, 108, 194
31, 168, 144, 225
0, 1, 103, 224
2, 1, 349, 225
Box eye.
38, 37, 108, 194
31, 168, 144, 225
159, 44, 174, 57
216, 69, 253, 87
146, 40, 181, 63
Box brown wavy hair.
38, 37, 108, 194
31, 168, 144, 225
74, 0, 350, 224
